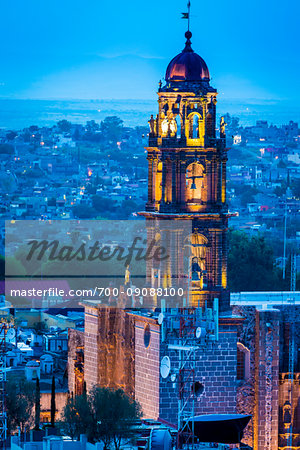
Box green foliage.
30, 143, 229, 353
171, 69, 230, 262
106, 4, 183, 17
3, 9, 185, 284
61, 394, 91, 440
51, 376, 56, 427
273, 184, 286, 197
223, 113, 239, 131
61, 387, 141, 448
57, 120, 72, 133
100, 116, 123, 143
6, 376, 34, 435
229, 183, 259, 208
0, 143, 14, 154
86, 120, 100, 133
121, 199, 139, 218
277, 159, 287, 168
34, 377, 41, 430
6, 131, 18, 141
72, 204, 97, 219
92, 196, 117, 213
5, 256, 26, 276
0, 255, 4, 280
90, 387, 142, 450
292, 179, 300, 199
228, 229, 284, 292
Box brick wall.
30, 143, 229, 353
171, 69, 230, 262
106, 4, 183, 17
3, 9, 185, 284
40, 391, 68, 421
84, 306, 99, 391
68, 328, 84, 395
97, 308, 135, 398
159, 317, 238, 426
134, 318, 160, 419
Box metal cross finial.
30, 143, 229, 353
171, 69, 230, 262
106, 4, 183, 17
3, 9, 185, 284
181, 1, 191, 33
187, 1, 191, 32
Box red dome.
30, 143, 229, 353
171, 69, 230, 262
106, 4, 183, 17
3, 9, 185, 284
165, 32, 210, 82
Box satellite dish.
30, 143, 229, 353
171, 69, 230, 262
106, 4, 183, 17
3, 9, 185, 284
160, 356, 171, 378
7, 328, 16, 341
196, 327, 206, 339
158, 313, 164, 325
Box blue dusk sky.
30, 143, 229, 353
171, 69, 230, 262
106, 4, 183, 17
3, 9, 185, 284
1, 0, 299, 103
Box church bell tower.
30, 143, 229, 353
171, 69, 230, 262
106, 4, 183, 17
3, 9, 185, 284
140, 30, 233, 312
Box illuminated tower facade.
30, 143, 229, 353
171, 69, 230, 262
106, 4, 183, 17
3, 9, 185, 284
141, 30, 233, 311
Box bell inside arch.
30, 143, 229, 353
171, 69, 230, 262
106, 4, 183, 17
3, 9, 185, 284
191, 177, 196, 190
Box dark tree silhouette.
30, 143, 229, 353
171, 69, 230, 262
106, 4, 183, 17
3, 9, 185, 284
51, 376, 56, 427
34, 377, 40, 430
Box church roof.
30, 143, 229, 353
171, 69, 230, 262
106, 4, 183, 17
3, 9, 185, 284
165, 31, 209, 82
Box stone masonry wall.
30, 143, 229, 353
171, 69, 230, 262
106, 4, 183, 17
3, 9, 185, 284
134, 317, 160, 419
84, 305, 99, 391
68, 328, 84, 395
254, 309, 280, 450
159, 318, 238, 426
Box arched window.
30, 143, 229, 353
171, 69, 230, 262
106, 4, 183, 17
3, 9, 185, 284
192, 115, 200, 138
184, 233, 208, 288
188, 113, 201, 139
186, 162, 204, 203
283, 402, 292, 428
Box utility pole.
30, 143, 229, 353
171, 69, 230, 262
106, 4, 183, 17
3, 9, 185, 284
283, 202, 287, 279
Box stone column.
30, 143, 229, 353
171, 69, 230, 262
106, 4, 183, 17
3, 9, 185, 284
171, 157, 177, 206
147, 157, 153, 204
161, 159, 167, 205
206, 157, 212, 204
152, 158, 158, 204
254, 309, 280, 450
222, 158, 227, 204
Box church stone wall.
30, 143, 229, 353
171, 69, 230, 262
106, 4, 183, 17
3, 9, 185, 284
84, 305, 100, 391
159, 319, 238, 426
68, 328, 84, 396
134, 318, 160, 419
254, 309, 280, 450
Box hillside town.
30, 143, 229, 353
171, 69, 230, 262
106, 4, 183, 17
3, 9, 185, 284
0, 115, 299, 262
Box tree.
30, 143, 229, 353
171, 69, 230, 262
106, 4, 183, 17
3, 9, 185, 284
34, 377, 41, 430
92, 196, 117, 213
292, 178, 300, 199
28, 125, 39, 133
61, 387, 141, 448
85, 120, 100, 133
100, 116, 123, 143
51, 376, 56, 427
120, 199, 139, 218
72, 204, 97, 219
90, 387, 142, 450
57, 120, 72, 133
277, 159, 287, 168
6, 377, 34, 435
0, 255, 4, 280
61, 393, 91, 440
6, 131, 18, 141
223, 113, 239, 132
227, 230, 283, 292
0, 143, 14, 154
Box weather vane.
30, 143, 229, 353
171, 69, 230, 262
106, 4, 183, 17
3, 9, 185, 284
181, 1, 191, 32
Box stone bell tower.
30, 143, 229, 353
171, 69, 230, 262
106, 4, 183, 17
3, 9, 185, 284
140, 30, 234, 312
